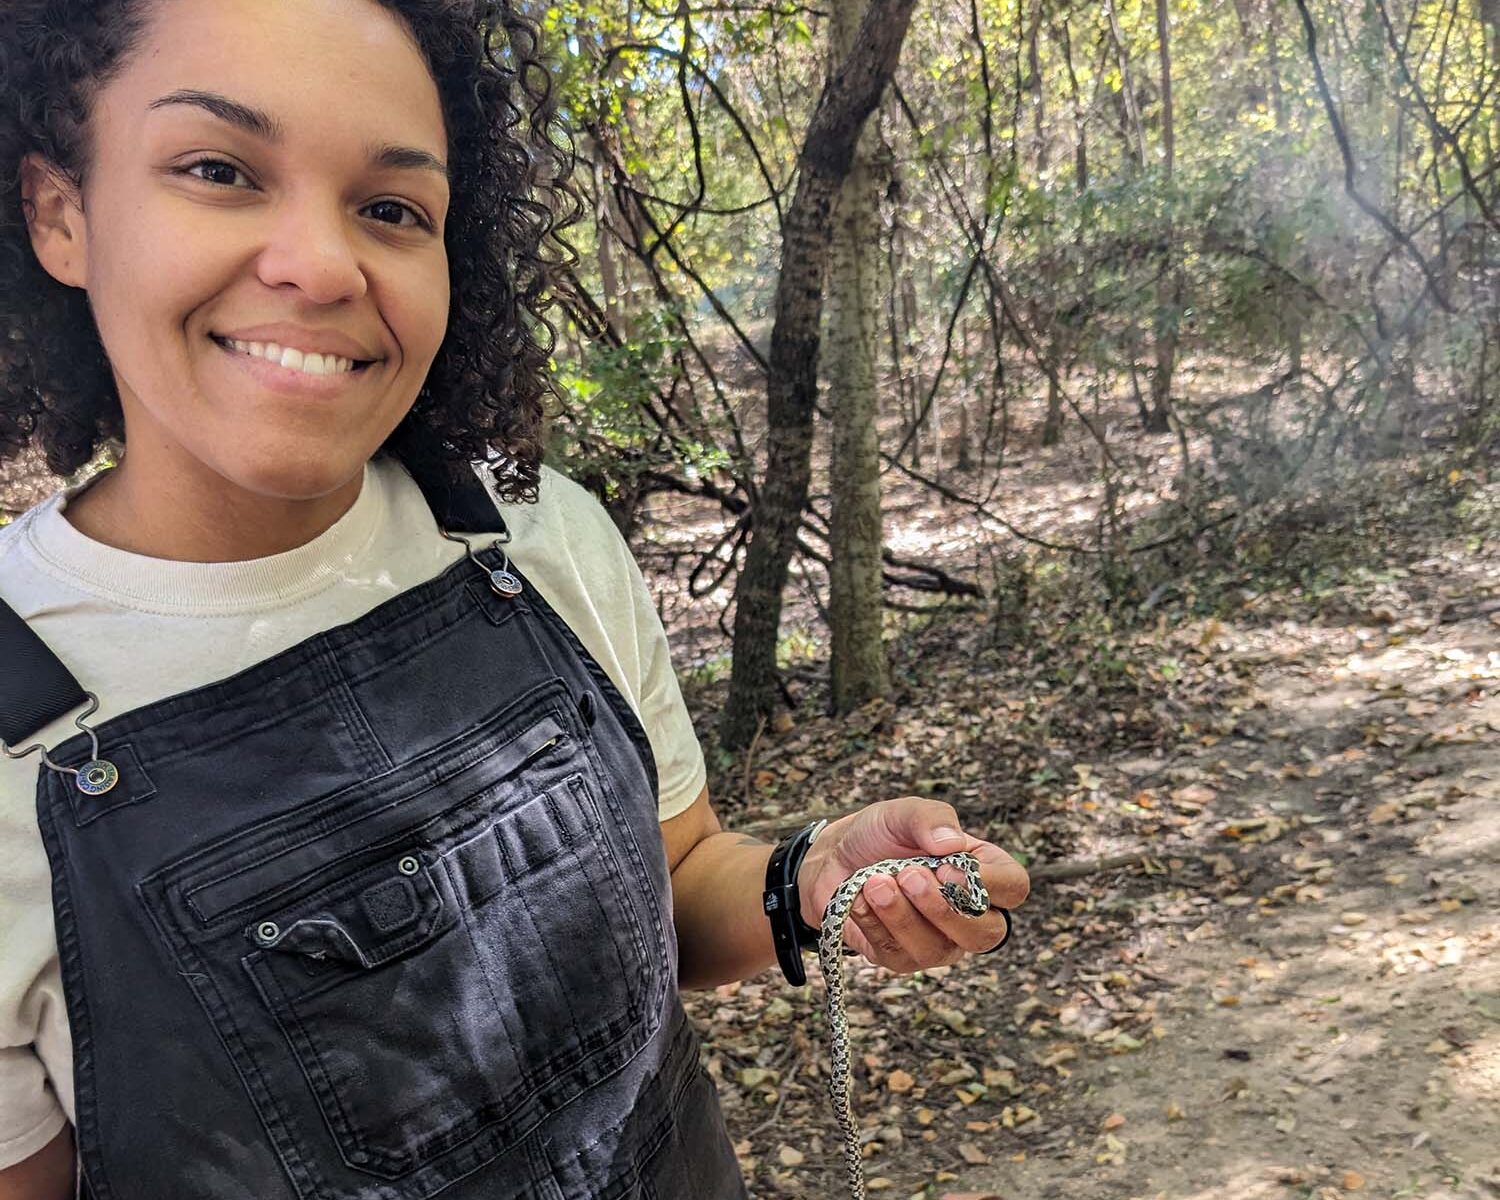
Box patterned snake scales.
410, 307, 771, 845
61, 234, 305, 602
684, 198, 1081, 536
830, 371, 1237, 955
816, 850, 1009, 1200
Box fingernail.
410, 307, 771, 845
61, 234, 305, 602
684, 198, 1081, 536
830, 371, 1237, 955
870, 881, 898, 908
901, 871, 929, 896
933, 826, 963, 846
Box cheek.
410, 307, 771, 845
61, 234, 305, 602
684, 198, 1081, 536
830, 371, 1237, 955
378, 251, 450, 371
88, 205, 234, 356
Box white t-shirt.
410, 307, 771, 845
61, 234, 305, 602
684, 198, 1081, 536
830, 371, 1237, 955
0, 454, 706, 1167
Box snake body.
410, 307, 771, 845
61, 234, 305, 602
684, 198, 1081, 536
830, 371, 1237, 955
816, 852, 992, 1200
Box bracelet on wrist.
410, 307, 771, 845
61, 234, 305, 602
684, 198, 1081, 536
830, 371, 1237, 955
762, 818, 828, 986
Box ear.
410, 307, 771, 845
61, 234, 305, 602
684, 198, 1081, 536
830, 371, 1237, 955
20, 152, 88, 289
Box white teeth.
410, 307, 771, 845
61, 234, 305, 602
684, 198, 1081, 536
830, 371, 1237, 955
221, 338, 356, 376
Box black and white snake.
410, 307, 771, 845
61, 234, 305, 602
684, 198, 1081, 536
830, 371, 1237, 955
816, 852, 1005, 1199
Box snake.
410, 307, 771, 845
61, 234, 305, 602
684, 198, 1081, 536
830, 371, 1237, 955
816, 851, 1006, 1200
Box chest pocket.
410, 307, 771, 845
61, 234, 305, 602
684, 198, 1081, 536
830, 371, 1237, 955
139, 690, 671, 1197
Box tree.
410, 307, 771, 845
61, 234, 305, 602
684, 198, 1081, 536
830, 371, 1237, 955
1147, 0, 1180, 436
720, 0, 920, 749
826, 0, 890, 714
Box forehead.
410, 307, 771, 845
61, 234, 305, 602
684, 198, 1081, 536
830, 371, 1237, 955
107, 0, 446, 154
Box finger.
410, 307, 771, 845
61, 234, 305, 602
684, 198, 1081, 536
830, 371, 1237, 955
897, 866, 1013, 955
843, 900, 901, 968
947, 840, 1030, 909
861, 873, 956, 965
838, 909, 875, 960
877, 798, 967, 856
847, 895, 918, 972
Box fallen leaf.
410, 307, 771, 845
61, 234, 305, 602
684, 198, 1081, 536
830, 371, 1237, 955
1171, 783, 1216, 811
957, 1141, 990, 1165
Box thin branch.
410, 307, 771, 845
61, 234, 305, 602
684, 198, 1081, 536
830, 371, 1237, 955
603, 41, 789, 229
1291, 0, 1456, 313
1372, 0, 1500, 233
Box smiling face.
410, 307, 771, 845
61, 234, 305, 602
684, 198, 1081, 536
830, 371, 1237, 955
24, 0, 451, 514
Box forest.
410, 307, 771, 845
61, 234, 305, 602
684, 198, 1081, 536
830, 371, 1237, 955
530, 0, 1499, 1193
1, 0, 1496, 1195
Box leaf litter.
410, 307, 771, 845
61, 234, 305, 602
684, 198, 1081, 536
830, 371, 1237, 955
676, 471, 1498, 1198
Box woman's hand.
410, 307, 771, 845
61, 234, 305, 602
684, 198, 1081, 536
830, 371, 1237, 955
797, 798, 1029, 973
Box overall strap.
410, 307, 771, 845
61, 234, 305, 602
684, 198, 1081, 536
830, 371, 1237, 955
0, 456, 508, 749
0, 597, 87, 748
405, 455, 511, 536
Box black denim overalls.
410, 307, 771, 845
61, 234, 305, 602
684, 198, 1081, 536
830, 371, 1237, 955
11, 463, 747, 1200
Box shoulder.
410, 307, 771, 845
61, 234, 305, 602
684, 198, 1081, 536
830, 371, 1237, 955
481, 462, 633, 569
523, 465, 620, 536
0, 492, 56, 559
0, 492, 67, 607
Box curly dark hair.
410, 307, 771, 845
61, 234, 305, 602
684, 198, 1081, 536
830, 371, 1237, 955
0, 0, 579, 503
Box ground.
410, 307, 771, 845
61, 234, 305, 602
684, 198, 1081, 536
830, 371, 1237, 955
662, 458, 1499, 1200
5, 407, 1494, 1200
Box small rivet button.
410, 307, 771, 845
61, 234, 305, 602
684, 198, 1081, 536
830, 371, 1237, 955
255, 921, 280, 944
75, 759, 119, 796
397, 855, 420, 876
488, 568, 523, 598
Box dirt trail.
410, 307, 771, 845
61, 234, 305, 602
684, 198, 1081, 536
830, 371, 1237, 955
983, 601, 1499, 1200
684, 504, 1499, 1200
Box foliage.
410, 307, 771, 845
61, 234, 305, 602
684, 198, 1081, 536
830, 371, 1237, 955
528, 0, 1499, 698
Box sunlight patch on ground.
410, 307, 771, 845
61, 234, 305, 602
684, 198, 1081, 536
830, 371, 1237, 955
1450, 1029, 1500, 1104
1164, 1162, 1315, 1200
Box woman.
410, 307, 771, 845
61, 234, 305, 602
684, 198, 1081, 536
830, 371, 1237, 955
0, 1, 1029, 1197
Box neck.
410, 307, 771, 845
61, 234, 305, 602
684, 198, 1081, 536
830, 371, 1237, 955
64, 458, 365, 563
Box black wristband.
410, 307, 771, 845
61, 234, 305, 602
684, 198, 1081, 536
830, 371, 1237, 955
762, 818, 828, 986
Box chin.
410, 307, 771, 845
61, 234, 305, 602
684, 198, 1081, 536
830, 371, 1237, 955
219, 450, 368, 503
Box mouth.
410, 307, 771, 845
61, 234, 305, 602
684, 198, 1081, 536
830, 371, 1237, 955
209, 334, 380, 378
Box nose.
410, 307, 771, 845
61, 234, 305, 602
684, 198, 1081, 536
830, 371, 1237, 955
254, 189, 369, 304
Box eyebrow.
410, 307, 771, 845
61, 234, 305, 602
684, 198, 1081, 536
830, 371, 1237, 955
147, 88, 450, 181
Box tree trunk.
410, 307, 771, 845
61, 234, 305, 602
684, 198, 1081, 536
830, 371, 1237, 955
825, 0, 890, 714
1041, 370, 1063, 445
1060, 18, 1088, 191
720, 0, 920, 749
1147, 0, 1179, 435
1103, 0, 1148, 165
588, 136, 629, 341
1268, 4, 1285, 132
900, 261, 922, 465
1027, 0, 1047, 176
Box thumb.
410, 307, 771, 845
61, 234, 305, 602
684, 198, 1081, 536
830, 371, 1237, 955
926, 822, 966, 853
881, 800, 965, 854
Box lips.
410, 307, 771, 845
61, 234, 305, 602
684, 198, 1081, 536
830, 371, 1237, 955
208, 334, 376, 396
209, 335, 375, 369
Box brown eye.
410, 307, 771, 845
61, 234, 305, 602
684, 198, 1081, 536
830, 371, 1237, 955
365, 199, 429, 230
180, 158, 249, 188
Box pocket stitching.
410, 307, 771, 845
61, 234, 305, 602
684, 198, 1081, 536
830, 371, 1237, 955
151, 679, 577, 923
242, 771, 662, 1178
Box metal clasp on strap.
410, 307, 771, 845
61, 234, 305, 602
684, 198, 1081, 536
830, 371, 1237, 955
1, 692, 119, 795
440, 527, 523, 598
